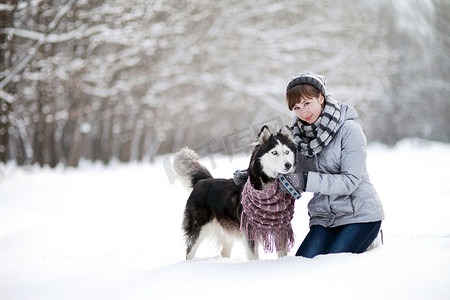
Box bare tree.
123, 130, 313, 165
0, 0, 18, 163
0, 0, 448, 168
364, 0, 450, 144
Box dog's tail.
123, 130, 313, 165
173, 148, 213, 189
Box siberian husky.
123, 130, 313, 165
173, 126, 297, 260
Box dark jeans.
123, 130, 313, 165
296, 221, 382, 258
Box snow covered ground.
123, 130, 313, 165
0, 139, 449, 300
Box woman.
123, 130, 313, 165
235, 72, 385, 258
281, 72, 385, 258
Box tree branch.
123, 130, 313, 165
0, 0, 77, 98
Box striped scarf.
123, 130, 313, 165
240, 177, 295, 253
291, 96, 342, 157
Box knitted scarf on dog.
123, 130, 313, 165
240, 177, 295, 253
291, 96, 342, 157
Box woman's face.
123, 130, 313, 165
292, 94, 325, 124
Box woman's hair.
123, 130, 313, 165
286, 84, 322, 111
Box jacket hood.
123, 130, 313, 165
339, 103, 358, 123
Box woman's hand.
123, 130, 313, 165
278, 171, 308, 199
233, 170, 248, 186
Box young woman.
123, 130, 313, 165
280, 72, 385, 258
234, 72, 385, 258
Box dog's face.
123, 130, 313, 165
254, 126, 297, 178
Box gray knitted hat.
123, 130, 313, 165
286, 72, 327, 96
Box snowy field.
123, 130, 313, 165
1, 139, 450, 300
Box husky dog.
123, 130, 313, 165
173, 126, 297, 260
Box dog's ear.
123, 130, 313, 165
255, 125, 272, 145
278, 126, 296, 143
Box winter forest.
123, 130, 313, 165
0, 0, 449, 167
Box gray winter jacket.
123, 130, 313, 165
297, 104, 385, 228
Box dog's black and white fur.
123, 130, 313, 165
173, 126, 297, 260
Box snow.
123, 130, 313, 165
1, 139, 450, 300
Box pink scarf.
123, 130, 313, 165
240, 177, 295, 253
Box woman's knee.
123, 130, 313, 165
296, 225, 335, 258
